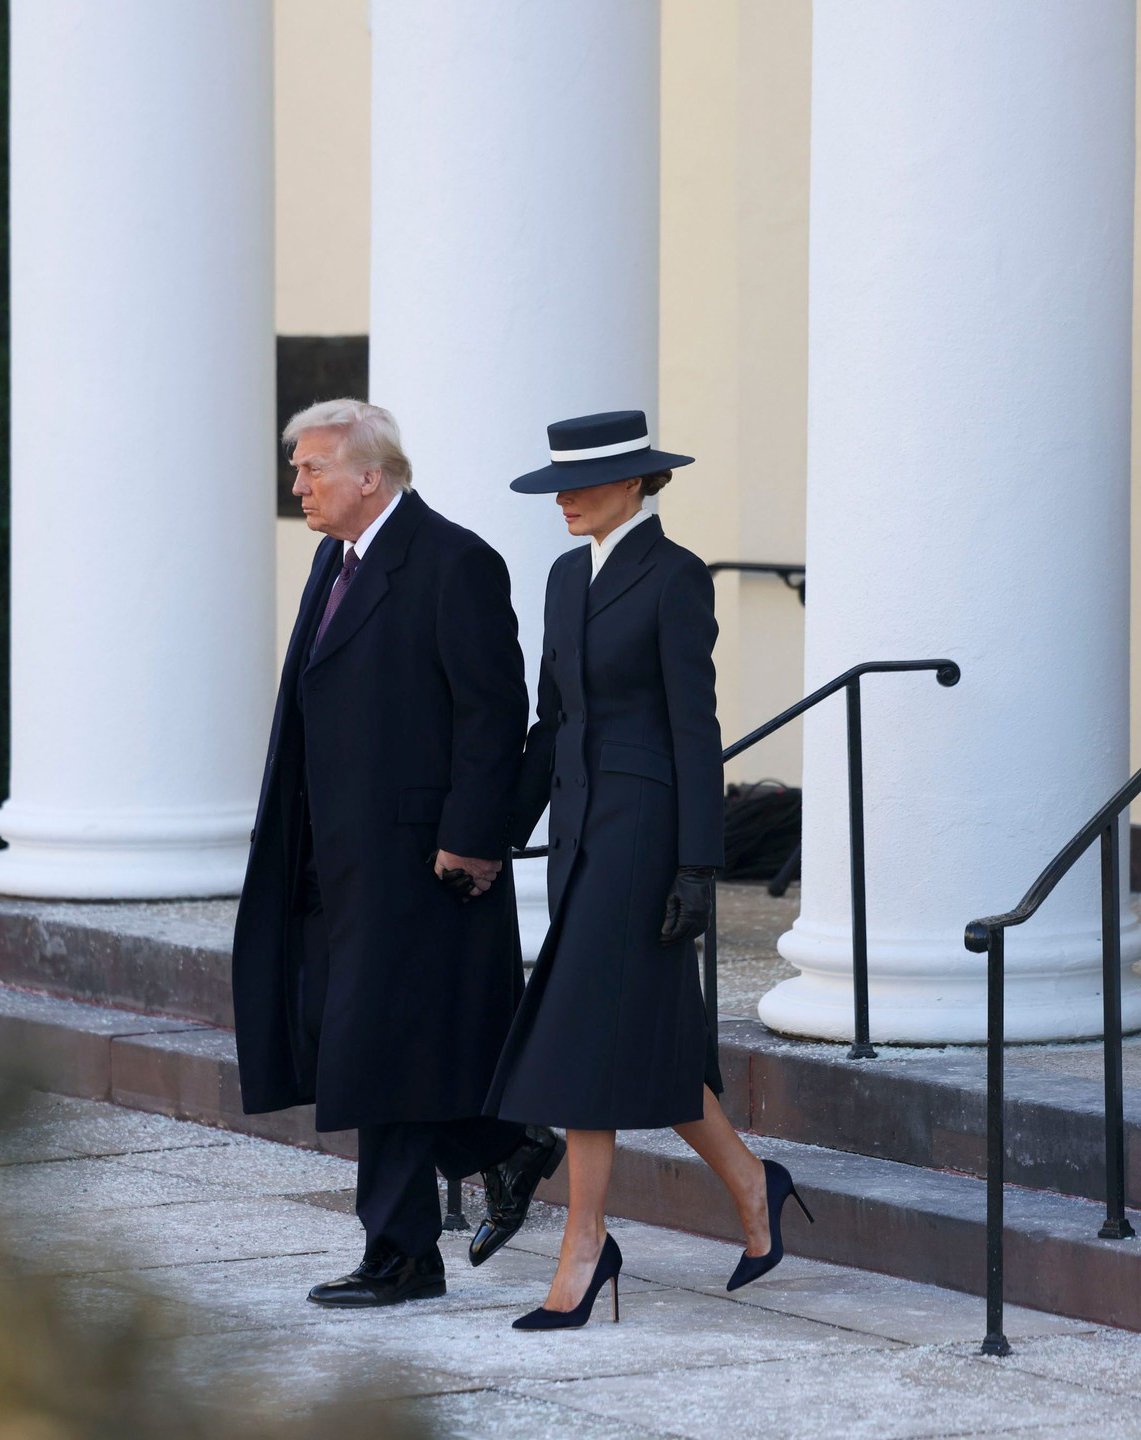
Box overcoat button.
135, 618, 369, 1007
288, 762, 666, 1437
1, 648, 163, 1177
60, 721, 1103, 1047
557, 710, 567, 723
553, 775, 562, 788
571, 838, 578, 850
553, 837, 561, 849
549, 647, 557, 661
577, 775, 586, 787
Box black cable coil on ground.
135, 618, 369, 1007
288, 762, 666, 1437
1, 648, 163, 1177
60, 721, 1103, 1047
722, 780, 802, 894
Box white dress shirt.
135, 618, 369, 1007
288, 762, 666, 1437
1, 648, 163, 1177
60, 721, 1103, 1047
590, 507, 653, 583
347, 489, 403, 560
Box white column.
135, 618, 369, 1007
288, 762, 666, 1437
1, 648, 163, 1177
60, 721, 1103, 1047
3, 1, 276, 898
762, 0, 1141, 1043
369, 1, 660, 957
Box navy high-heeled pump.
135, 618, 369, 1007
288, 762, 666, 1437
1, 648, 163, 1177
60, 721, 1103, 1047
512, 1233, 623, 1330
726, 1159, 814, 1292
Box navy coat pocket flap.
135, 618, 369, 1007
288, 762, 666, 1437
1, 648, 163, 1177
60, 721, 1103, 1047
599, 742, 674, 786
397, 786, 448, 823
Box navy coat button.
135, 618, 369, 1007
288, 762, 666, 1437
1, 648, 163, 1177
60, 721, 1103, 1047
571, 838, 578, 850
578, 775, 586, 787
553, 775, 562, 788
549, 647, 557, 661
553, 837, 561, 849
557, 710, 567, 723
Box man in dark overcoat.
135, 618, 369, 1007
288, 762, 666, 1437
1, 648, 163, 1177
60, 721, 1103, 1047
233, 398, 563, 1307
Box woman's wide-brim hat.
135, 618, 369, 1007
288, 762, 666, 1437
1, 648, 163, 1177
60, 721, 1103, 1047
510, 410, 695, 493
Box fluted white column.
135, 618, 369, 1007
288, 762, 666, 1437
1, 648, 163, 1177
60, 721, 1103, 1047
762, 0, 1141, 1042
3, 1, 276, 898
369, 0, 660, 956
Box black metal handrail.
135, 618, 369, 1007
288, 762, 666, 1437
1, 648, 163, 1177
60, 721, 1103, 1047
712, 660, 960, 1057
708, 561, 806, 606
964, 767, 1141, 1358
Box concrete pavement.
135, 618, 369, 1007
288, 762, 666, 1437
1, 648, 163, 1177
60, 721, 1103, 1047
3, 1092, 1141, 1438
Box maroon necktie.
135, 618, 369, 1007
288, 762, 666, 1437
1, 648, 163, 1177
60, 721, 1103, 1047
313, 546, 360, 652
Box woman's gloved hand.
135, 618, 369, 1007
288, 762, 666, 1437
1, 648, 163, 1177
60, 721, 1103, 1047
659, 867, 716, 946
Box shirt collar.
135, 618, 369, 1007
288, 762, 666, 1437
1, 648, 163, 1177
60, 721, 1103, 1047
348, 489, 403, 561
590, 507, 652, 581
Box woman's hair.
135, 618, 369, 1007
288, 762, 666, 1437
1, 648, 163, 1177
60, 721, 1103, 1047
282, 398, 413, 490
638, 470, 673, 498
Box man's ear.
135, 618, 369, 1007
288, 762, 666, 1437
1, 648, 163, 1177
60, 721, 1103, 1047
361, 468, 384, 496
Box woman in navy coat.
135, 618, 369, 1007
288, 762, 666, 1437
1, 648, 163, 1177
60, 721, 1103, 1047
486, 411, 813, 1330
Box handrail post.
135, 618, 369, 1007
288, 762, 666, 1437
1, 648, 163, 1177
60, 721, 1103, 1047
981, 925, 1010, 1356
442, 1176, 469, 1231
704, 879, 720, 1047
846, 677, 876, 1059
1098, 822, 1135, 1241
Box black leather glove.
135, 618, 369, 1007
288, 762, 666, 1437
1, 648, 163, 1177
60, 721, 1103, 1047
659, 867, 716, 946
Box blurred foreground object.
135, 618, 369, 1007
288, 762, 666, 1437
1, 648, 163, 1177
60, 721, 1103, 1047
0, 1076, 428, 1440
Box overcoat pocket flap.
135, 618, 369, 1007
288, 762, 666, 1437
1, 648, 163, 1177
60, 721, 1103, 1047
397, 786, 448, 823
599, 742, 674, 786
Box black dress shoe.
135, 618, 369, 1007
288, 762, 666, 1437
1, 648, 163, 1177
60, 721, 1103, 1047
469, 1125, 566, 1267
307, 1244, 446, 1307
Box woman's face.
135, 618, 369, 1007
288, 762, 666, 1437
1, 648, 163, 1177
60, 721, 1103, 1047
555, 478, 642, 542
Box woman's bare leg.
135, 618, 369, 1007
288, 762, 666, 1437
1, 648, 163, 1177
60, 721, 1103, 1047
675, 1085, 771, 1256
543, 1128, 616, 1311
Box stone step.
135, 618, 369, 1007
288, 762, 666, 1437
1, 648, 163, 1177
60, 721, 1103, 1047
715, 1017, 1141, 1208
0, 983, 357, 1158
0, 899, 236, 1028
2, 981, 1139, 1333
1, 897, 1136, 1211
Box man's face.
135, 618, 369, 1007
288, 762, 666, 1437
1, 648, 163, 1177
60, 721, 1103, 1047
290, 428, 376, 541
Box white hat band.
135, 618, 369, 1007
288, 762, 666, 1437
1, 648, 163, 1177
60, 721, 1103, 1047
550, 435, 651, 463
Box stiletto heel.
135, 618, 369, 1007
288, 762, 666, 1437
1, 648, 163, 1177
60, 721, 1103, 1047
512, 1234, 623, 1331
727, 1159, 815, 1292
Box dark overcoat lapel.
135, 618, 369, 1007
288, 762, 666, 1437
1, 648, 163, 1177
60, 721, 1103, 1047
293, 539, 340, 666
303, 489, 428, 670
584, 515, 660, 620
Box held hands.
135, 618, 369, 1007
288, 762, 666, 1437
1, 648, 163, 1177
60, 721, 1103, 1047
659, 866, 716, 946
433, 849, 503, 902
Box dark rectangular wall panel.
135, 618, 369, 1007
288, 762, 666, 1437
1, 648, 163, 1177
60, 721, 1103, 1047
275, 336, 368, 515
